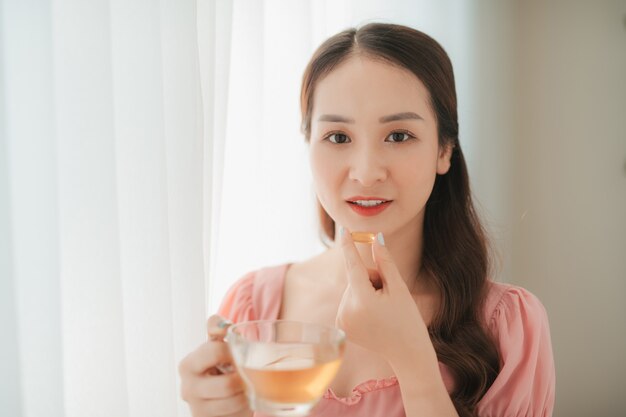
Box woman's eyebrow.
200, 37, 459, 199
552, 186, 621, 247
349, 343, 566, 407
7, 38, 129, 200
317, 114, 355, 123
317, 112, 423, 123
379, 112, 423, 123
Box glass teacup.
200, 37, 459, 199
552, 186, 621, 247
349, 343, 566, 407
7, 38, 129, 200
225, 320, 346, 416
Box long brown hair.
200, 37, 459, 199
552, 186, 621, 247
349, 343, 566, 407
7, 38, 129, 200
300, 23, 500, 416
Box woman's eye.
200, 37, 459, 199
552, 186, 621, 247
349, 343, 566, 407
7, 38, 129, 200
385, 131, 413, 143
327, 133, 350, 144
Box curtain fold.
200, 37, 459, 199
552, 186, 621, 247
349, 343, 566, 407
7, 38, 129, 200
161, 0, 207, 416
54, 1, 128, 416
196, 0, 233, 314
2, 1, 64, 417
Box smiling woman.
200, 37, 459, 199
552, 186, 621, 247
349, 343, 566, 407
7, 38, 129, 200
308, 56, 451, 243
178, 23, 555, 417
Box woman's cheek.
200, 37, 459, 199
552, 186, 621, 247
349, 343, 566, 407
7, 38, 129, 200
311, 146, 340, 180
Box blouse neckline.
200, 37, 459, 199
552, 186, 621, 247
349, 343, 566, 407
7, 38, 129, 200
323, 376, 400, 405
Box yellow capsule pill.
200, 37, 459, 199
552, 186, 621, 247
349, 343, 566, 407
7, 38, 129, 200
351, 231, 376, 244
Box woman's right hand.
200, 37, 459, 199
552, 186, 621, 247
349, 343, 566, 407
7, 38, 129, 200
178, 315, 252, 417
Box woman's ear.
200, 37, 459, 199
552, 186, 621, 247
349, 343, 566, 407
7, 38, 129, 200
436, 142, 453, 175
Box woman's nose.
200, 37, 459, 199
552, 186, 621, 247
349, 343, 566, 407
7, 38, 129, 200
348, 145, 388, 187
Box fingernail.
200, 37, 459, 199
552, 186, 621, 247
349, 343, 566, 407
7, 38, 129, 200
377, 232, 385, 246
217, 319, 232, 329
339, 226, 345, 238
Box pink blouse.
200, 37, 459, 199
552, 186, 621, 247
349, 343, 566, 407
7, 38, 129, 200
219, 264, 555, 417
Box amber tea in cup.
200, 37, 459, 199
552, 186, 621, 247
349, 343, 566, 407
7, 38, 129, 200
225, 320, 345, 416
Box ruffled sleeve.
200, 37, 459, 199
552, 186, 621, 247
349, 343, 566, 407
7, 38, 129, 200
477, 285, 556, 417
217, 272, 256, 323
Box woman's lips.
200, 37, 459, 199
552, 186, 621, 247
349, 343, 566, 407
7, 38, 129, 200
347, 201, 392, 217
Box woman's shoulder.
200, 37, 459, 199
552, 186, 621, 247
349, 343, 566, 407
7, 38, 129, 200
483, 280, 549, 327
217, 263, 291, 322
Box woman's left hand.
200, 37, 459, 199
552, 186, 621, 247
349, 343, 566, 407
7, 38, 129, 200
335, 228, 431, 360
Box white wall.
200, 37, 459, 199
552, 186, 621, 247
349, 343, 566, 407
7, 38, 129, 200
509, 2, 625, 416
463, 2, 626, 416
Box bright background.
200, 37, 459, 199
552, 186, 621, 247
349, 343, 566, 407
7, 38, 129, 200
1, 1, 625, 417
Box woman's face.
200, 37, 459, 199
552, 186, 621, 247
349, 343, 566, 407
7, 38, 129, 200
309, 55, 452, 238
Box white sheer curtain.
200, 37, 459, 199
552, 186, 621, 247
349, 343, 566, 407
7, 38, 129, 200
1, 1, 479, 417
2, 1, 206, 416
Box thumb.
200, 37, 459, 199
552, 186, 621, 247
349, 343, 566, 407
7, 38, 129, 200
371, 233, 404, 292
207, 315, 232, 341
